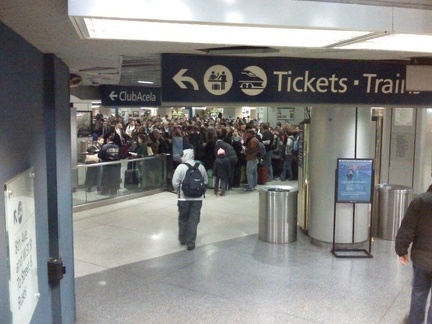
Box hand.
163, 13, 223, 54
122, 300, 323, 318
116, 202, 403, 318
399, 255, 409, 266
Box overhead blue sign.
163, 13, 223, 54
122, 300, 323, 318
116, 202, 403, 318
100, 85, 160, 106
161, 54, 432, 105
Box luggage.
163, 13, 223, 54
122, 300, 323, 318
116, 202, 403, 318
240, 165, 247, 183
124, 169, 140, 189
207, 169, 214, 189
257, 163, 268, 185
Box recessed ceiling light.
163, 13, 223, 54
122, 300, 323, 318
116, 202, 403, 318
76, 17, 371, 48
336, 33, 432, 53
138, 80, 154, 84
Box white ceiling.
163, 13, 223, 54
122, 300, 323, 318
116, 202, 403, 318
1, 0, 432, 87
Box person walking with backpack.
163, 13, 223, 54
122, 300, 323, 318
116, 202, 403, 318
172, 143, 208, 251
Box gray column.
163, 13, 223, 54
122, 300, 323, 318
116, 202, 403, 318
308, 106, 375, 244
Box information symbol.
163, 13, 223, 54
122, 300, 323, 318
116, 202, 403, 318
204, 65, 233, 95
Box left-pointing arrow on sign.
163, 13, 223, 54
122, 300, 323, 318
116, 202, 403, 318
173, 69, 199, 90
109, 91, 118, 101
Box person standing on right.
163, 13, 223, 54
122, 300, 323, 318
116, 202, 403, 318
242, 129, 260, 191
395, 184, 432, 324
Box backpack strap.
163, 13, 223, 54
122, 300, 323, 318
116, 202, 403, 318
179, 163, 193, 198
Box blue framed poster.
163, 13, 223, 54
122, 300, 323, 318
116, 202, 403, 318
336, 158, 374, 203
172, 137, 184, 163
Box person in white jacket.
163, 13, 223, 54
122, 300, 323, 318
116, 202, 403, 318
172, 143, 208, 250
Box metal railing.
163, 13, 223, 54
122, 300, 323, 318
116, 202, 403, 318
72, 154, 170, 211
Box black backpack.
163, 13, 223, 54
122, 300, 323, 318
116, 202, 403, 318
181, 163, 206, 197
269, 134, 278, 151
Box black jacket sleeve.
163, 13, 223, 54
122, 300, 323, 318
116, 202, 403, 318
395, 200, 418, 256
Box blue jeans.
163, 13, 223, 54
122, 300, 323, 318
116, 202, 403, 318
262, 150, 273, 180
280, 155, 294, 181
246, 159, 258, 190
177, 200, 202, 248
409, 265, 432, 324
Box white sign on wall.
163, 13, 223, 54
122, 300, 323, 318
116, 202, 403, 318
5, 168, 39, 324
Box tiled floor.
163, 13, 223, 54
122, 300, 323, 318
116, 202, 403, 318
73, 180, 412, 323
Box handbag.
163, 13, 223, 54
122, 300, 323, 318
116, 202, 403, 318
85, 153, 99, 164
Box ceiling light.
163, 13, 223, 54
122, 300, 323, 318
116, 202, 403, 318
75, 17, 371, 48
336, 33, 432, 53
138, 80, 154, 84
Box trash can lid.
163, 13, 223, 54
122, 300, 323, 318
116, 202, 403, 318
377, 183, 412, 191
266, 188, 290, 192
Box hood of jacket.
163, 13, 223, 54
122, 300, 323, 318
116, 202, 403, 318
182, 148, 195, 164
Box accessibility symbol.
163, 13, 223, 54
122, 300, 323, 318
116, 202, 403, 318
204, 65, 233, 95
239, 66, 267, 96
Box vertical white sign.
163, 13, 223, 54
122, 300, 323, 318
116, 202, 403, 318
5, 169, 39, 324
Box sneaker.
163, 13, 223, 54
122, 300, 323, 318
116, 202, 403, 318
187, 245, 195, 251
243, 188, 253, 192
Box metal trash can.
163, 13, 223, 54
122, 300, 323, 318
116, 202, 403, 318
259, 186, 298, 243
374, 184, 413, 241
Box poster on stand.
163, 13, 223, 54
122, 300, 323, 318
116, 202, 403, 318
336, 158, 374, 203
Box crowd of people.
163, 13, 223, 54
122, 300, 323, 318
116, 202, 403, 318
87, 113, 301, 193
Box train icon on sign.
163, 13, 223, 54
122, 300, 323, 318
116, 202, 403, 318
239, 70, 265, 89
239, 66, 267, 96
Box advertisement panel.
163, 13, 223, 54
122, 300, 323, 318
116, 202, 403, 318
5, 169, 38, 324
336, 159, 374, 203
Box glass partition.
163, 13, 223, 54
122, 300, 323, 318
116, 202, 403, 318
72, 154, 170, 208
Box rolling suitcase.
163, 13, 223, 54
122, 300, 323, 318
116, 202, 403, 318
257, 163, 268, 185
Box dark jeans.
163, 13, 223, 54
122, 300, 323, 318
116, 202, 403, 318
214, 175, 228, 195
409, 265, 432, 324
228, 159, 237, 189
280, 155, 294, 181
177, 200, 203, 248
101, 165, 121, 195
262, 150, 273, 180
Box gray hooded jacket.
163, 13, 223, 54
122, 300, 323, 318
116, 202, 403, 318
172, 148, 208, 201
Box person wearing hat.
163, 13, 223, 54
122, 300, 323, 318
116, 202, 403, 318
172, 143, 208, 250
213, 148, 231, 196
